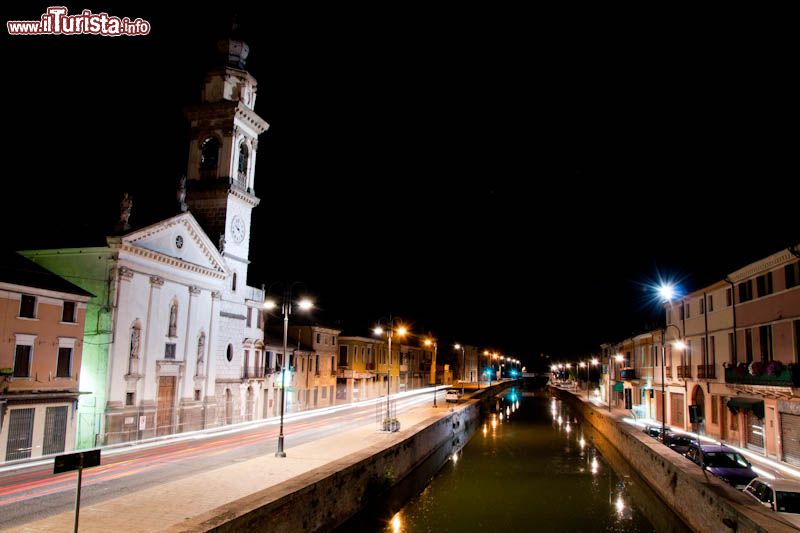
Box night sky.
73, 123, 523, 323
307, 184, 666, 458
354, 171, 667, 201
2, 3, 796, 368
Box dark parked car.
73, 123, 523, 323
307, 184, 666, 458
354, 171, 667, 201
685, 443, 758, 489
663, 433, 696, 455
643, 424, 666, 439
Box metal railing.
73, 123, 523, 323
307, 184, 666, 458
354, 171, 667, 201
697, 364, 716, 379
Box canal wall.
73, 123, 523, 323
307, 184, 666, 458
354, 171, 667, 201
172, 381, 518, 532
549, 386, 798, 533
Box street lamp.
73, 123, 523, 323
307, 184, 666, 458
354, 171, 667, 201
580, 359, 599, 400
483, 350, 491, 387
608, 352, 624, 412
454, 344, 466, 396
657, 282, 685, 439
373, 318, 408, 431
424, 338, 438, 407
263, 283, 314, 458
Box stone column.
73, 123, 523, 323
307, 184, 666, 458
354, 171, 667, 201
141, 276, 164, 405
203, 291, 221, 428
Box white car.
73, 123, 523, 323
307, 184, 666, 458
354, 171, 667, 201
743, 477, 800, 528
445, 389, 462, 403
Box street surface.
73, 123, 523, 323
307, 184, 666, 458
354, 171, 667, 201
0, 387, 445, 529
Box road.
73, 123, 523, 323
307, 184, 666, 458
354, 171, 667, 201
0, 387, 445, 529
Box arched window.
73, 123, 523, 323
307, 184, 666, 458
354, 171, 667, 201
200, 137, 220, 172
168, 302, 178, 337
226, 344, 234, 362
237, 143, 249, 184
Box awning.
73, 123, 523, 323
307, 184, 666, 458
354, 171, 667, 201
613, 381, 624, 393
727, 398, 765, 419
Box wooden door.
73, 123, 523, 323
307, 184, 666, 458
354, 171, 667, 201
156, 376, 176, 436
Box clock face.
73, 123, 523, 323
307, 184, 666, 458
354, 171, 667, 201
231, 215, 246, 243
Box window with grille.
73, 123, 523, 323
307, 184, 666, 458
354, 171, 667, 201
165, 343, 176, 359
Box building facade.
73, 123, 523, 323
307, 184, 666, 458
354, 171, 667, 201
0, 253, 92, 461
21, 32, 270, 448
601, 244, 800, 469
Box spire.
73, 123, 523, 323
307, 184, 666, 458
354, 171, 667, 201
216, 15, 249, 69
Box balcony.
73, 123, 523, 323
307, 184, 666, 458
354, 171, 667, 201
620, 367, 637, 380
697, 365, 716, 379
677, 365, 691, 379
724, 365, 800, 387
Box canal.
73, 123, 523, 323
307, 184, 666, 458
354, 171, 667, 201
340, 387, 690, 532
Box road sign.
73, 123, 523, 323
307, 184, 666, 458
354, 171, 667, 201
54, 449, 101, 474
54, 449, 101, 533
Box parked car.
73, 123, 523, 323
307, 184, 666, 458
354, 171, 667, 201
685, 443, 758, 489
445, 389, 462, 403
743, 477, 800, 528
642, 424, 665, 439
663, 433, 696, 455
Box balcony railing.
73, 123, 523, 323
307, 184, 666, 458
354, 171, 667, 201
697, 365, 716, 379
677, 365, 691, 379
724, 365, 800, 387
620, 367, 637, 380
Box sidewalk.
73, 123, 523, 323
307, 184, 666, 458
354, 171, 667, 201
9, 404, 452, 532
577, 394, 800, 483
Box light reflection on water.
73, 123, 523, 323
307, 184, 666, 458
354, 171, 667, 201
343, 389, 689, 533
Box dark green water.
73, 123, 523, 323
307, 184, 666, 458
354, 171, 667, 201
340, 389, 689, 532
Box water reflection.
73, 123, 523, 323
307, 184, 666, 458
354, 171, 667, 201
339, 389, 689, 532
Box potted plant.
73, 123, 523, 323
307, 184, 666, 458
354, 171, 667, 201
734, 362, 748, 377
765, 360, 784, 376
748, 361, 763, 376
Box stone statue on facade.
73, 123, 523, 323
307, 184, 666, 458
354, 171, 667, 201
117, 192, 133, 232
130, 326, 141, 359
177, 175, 188, 212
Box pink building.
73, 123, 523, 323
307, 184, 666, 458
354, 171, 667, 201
0, 252, 91, 461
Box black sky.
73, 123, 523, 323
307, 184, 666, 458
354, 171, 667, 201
2, 3, 797, 368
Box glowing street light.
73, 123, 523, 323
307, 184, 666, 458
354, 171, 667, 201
424, 338, 438, 407
374, 318, 408, 431
454, 343, 466, 395
657, 283, 676, 302
656, 281, 686, 438
263, 282, 314, 458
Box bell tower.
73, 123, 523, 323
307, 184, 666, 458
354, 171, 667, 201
184, 26, 268, 274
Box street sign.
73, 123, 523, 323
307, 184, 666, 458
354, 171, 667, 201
54, 449, 101, 474
54, 449, 101, 533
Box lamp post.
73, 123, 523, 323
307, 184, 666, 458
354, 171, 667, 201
580, 359, 599, 400
373, 319, 407, 429
454, 344, 466, 396
483, 350, 491, 387
263, 284, 314, 458
608, 352, 624, 412
424, 338, 437, 407
657, 282, 686, 440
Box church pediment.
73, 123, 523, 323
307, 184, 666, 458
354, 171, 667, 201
121, 213, 227, 275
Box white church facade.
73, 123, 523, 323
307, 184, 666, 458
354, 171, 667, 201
21, 32, 280, 448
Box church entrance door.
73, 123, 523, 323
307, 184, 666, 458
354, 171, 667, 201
156, 376, 176, 436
